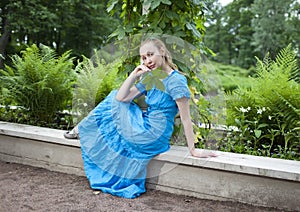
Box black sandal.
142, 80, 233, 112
63, 131, 79, 139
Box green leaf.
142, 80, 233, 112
142, 68, 168, 91
234, 118, 241, 126
152, 68, 168, 78
117, 29, 126, 40
257, 123, 269, 129
150, 0, 162, 10
107, 0, 119, 13
186, 22, 201, 38
192, 0, 201, 5
165, 10, 175, 19
254, 129, 262, 138
161, 0, 172, 5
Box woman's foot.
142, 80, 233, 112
63, 131, 79, 139
64, 126, 79, 139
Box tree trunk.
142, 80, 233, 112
0, 18, 11, 69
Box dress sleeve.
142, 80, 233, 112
135, 82, 147, 95
167, 73, 191, 100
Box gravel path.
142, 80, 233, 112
0, 161, 284, 212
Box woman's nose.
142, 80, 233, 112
145, 57, 152, 65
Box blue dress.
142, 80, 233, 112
78, 70, 190, 198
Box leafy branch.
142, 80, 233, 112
141, 68, 168, 91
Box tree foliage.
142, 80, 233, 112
107, 0, 209, 50
251, 0, 295, 59
0, 0, 119, 67
205, 0, 300, 69
205, 0, 256, 68
105, 0, 216, 90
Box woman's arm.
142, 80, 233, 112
176, 97, 217, 158
116, 64, 150, 102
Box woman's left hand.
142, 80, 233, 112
190, 148, 218, 158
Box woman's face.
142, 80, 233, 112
139, 42, 164, 70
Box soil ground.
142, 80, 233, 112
0, 160, 285, 212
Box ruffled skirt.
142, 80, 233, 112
78, 90, 171, 198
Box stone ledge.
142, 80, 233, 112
0, 121, 80, 147
0, 121, 300, 211
158, 146, 300, 182
0, 121, 299, 182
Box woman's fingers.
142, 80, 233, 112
133, 65, 151, 77
139, 64, 151, 72
191, 149, 218, 158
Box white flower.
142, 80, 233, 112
262, 107, 266, 111
83, 103, 88, 107
247, 107, 251, 111
257, 109, 263, 114
268, 116, 272, 120
239, 107, 248, 113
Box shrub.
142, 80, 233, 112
0, 44, 76, 126
212, 62, 253, 93
220, 45, 300, 160
71, 55, 124, 124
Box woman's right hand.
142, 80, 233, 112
130, 64, 151, 78
116, 64, 151, 102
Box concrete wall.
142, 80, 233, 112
0, 121, 299, 211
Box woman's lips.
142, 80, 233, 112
148, 65, 156, 69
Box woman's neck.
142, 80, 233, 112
162, 65, 174, 75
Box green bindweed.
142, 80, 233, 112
142, 68, 168, 91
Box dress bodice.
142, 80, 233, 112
136, 70, 190, 115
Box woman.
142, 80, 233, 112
64, 38, 217, 198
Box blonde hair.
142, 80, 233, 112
140, 38, 178, 71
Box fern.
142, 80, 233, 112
72, 55, 123, 123
0, 44, 76, 124
274, 91, 300, 129
225, 45, 300, 160
275, 44, 299, 83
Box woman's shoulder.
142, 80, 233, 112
166, 70, 188, 84
164, 70, 189, 91
165, 70, 190, 100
